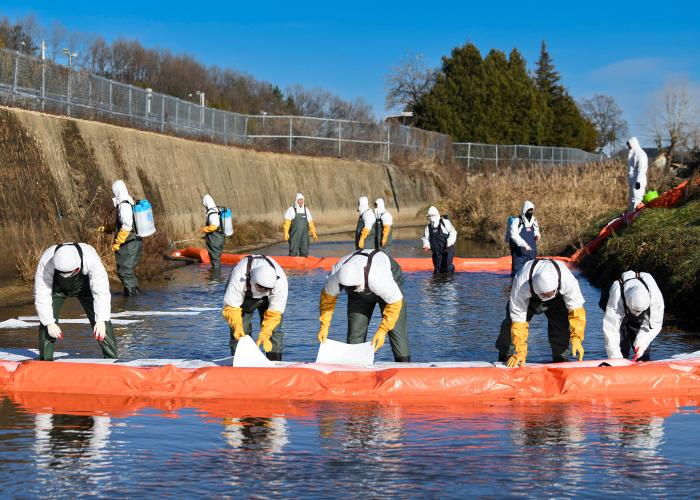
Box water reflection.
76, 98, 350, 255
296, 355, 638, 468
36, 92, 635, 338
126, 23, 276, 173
33, 412, 112, 480
222, 417, 289, 454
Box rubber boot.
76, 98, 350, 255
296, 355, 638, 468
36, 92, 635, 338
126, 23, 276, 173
395, 356, 411, 362
266, 352, 283, 361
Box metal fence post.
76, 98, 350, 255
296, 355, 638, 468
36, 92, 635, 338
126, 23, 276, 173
386, 123, 391, 163
109, 81, 113, 113
161, 96, 165, 133
244, 116, 248, 145
289, 117, 293, 152
128, 87, 132, 118
12, 51, 18, 104
41, 56, 46, 111
222, 111, 227, 145
338, 120, 342, 157
67, 66, 72, 116
495, 144, 499, 169
187, 103, 191, 132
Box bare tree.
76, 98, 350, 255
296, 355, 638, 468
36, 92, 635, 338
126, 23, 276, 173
384, 53, 437, 113
48, 21, 67, 61
648, 81, 700, 170
287, 84, 374, 121
579, 94, 629, 154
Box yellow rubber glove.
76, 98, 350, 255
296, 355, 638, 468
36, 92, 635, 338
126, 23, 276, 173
568, 307, 586, 343
571, 338, 584, 362
568, 307, 586, 361
371, 300, 402, 352
358, 227, 370, 249
283, 219, 292, 241
381, 224, 391, 247
96, 225, 105, 233
201, 224, 219, 234
112, 228, 130, 252
309, 221, 318, 241
507, 321, 529, 367
222, 305, 245, 340
257, 309, 282, 352
318, 289, 337, 343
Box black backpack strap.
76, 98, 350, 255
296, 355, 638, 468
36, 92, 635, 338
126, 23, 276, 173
53, 242, 84, 272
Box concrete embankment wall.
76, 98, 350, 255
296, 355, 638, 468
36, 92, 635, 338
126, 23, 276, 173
0, 106, 440, 281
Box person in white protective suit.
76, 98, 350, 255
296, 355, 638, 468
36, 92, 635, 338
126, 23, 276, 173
201, 194, 226, 269
34, 243, 117, 361
222, 255, 288, 361
421, 206, 457, 274
627, 137, 648, 213
602, 271, 664, 361
497, 259, 586, 366
283, 193, 318, 257
110, 180, 143, 295
373, 198, 394, 255
355, 196, 376, 250
508, 200, 541, 277
317, 249, 411, 362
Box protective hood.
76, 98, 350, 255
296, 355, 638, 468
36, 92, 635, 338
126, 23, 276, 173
251, 265, 277, 290
624, 284, 651, 315
427, 206, 440, 223
358, 196, 369, 213
627, 137, 642, 159
295, 193, 305, 208
111, 180, 134, 207
53, 245, 81, 273
521, 200, 535, 217
375, 198, 386, 216
202, 194, 217, 210
338, 260, 364, 291
531, 261, 559, 297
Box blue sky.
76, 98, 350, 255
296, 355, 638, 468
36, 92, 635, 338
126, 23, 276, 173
3, 1, 699, 144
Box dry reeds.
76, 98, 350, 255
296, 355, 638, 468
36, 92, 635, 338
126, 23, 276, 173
445, 162, 672, 255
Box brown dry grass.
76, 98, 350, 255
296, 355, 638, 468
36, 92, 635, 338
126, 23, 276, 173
444, 161, 673, 255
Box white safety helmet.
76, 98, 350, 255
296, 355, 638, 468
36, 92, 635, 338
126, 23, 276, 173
54, 245, 81, 275
531, 261, 559, 300
251, 264, 277, 291
202, 194, 216, 209
624, 284, 651, 316
338, 260, 364, 292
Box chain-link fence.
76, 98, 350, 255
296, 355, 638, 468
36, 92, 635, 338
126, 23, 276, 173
0, 48, 450, 164
0, 48, 603, 168
454, 142, 605, 169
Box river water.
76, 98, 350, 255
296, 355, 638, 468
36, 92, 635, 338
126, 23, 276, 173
1, 230, 699, 497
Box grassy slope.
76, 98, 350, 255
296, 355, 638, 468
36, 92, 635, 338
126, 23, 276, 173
580, 182, 700, 329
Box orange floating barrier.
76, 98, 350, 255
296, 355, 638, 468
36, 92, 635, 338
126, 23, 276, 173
2, 358, 700, 404
170, 248, 575, 273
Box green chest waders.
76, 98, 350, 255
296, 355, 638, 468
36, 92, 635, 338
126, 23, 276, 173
345, 251, 410, 362
289, 209, 310, 257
